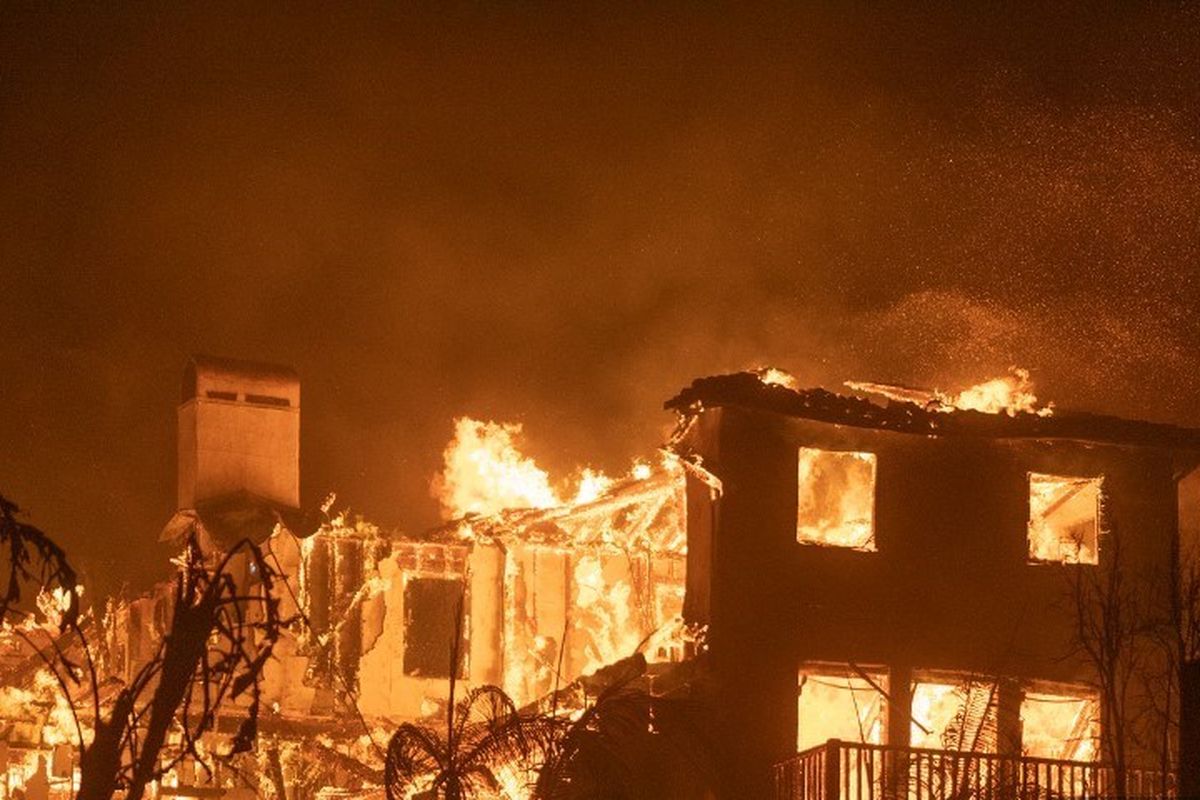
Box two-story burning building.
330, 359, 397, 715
668, 371, 1198, 799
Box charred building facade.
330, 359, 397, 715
669, 372, 1199, 798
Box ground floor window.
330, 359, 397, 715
910, 677, 999, 752
797, 664, 887, 751
795, 667, 1102, 771
1020, 686, 1100, 762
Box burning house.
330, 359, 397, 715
2, 356, 1197, 800
669, 371, 1198, 799
165, 356, 690, 793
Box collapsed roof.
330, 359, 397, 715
430, 468, 685, 555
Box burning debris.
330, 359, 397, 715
429, 418, 688, 702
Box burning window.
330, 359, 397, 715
797, 448, 876, 550
1021, 688, 1099, 762
1028, 473, 1102, 565
797, 666, 887, 750
402, 578, 467, 679
911, 678, 999, 752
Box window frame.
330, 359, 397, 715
401, 575, 470, 680
796, 446, 879, 552
1026, 472, 1103, 566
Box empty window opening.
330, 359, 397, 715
402, 578, 467, 679
797, 666, 887, 751
1028, 473, 1102, 565
797, 448, 877, 550
1021, 688, 1099, 762
911, 677, 999, 753
204, 390, 238, 401
244, 393, 291, 407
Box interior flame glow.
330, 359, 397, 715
797, 448, 876, 550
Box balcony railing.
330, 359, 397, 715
774, 739, 1175, 800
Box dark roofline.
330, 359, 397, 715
665, 372, 1200, 452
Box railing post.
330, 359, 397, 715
1182, 660, 1200, 799
825, 739, 842, 800
887, 666, 912, 800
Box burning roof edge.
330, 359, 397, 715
665, 371, 1200, 453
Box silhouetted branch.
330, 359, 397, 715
77, 533, 288, 800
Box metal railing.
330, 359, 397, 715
774, 740, 1175, 800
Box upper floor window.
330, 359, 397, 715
797, 448, 876, 550
1028, 473, 1102, 565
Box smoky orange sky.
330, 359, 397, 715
2, 4, 1199, 595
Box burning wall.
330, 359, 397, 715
281, 418, 689, 721
451, 469, 688, 706
353, 459, 687, 717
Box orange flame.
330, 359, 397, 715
755, 366, 798, 390
434, 417, 664, 520
433, 418, 560, 519
848, 368, 1052, 417
942, 368, 1050, 417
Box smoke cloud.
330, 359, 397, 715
2, 4, 1199, 594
